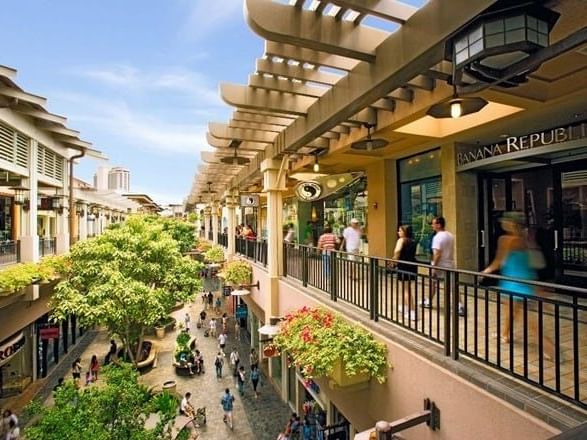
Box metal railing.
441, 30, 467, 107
0, 240, 20, 265
39, 237, 56, 257
232, 236, 267, 266
283, 243, 587, 409
218, 233, 228, 247
207, 231, 213, 241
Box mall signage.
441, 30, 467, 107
294, 172, 362, 202
0, 332, 25, 366
240, 194, 259, 207
39, 326, 60, 340
457, 121, 587, 169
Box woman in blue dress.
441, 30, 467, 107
482, 212, 554, 359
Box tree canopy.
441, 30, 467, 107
25, 363, 179, 440
50, 216, 203, 362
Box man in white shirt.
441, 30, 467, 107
341, 218, 363, 279
425, 217, 463, 315
180, 392, 197, 428
218, 332, 227, 353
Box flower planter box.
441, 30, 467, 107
328, 359, 370, 388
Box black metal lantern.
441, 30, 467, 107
10, 186, 28, 205
452, 2, 559, 86
76, 202, 85, 217
51, 195, 65, 213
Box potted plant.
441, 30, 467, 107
0, 263, 39, 295
223, 260, 252, 287
204, 245, 225, 264
274, 307, 388, 386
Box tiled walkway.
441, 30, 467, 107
2, 293, 291, 439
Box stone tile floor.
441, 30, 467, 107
1, 294, 291, 440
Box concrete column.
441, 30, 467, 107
441, 143, 479, 270
79, 203, 88, 240
20, 139, 39, 262
212, 205, 219, 244
256, 207, 263, 239
366, 159, 398, 258
204, 214, 211, 241
56, 160, 70, 254
225, 192, 237, 258
261, 158, 286, 322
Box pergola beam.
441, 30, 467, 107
229, 120, 284, 132
328, 0, 418, 24
232, 111, 294, 126
0, 87, 47, 107
245, 0, 494, 155
209, 122, 277, 144
245, 0, 388, 62
256, 59, 341, 86
220, 83, 315, 116
248, 74, 327, 98
265, 42, 359, 71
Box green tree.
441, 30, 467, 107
25, 363, 179, 440
50, 216, 203, 363
155, 216, 197, 254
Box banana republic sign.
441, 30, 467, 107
457, 121, 587, 170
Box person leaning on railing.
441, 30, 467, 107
317, 226, 340, 275
481, 211, 555, 360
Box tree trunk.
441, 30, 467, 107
134, 327, 145, 365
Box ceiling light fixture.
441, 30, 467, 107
220, 139, 250, 166
427, 84, 488, 119
350, 124, 389, 151
312, 155, 320, 173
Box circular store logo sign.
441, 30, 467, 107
295, 181, 323, 202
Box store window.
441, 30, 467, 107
0, 196, 13, 241
398, 149, 442, 262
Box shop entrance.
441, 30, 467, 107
479, 160, 587, 283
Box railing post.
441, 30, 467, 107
330, 251, 337, 302
370, 257, 379, 321
451, 271, 459, 360
302, 246, 308, 287
283, 243, 288, 277
444, 271, 451, 357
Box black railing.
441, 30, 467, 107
207, 231, 213, 241
233, 237, 268, 266
218, 233, 228, 247
39, 237, 56, 257
0, 240, 20, 265
283, 243, 587, 409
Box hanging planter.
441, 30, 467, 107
274, 307, 388, 385
263, 343, 279, 358
223, 260, 253, 287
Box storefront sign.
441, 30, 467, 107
0, 332, 25, 366
39, 326, 60, 340
295, 181, 323, 201
457, 121, 587, 169
294, 173, 362, 202
240, 194, 259, 207
235, 304, 248, 320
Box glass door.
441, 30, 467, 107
559, 163, 587, 280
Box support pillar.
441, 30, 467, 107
212, 205, 219, 244
79, 203, 88, 241
20, 139, 39, 262
56, 163, 70, 254
204, 212, 211, 241
225, 191, 237, 258
261, 158, 286, 323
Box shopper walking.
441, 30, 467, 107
230, 347, 240, 378
317, 226, 339, 275
391, 225, 418, 321
237, 365, 246, 396
249, 348, 259, 370
209, 318, 217, 337
251, 364, 260, 398
72, 358, 82, 385
340, 219, 362, 279
221, 388, 235, 430
482, 211, 555, 359
214, 352, 224, 378
218, 332, 228, 353
89, 354, 99, 381
207, 292, 214, 310
184, 312, 191, 332
425, 217, 460, 313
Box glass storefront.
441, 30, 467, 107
0, 330, 31, 398
0, 196, 13, 241
399, 149, 442, 262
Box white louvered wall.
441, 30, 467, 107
0, 121, 29, 169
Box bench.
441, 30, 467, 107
136, 340, 159, 370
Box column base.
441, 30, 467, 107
19, 235, 40, 262
56, 233, 70, 255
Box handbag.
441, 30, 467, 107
527, 247, 546, 270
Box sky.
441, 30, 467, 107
0, 0, 263, 205
0, 0, 427, 206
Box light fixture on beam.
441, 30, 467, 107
427, 87, 488, 119
350, 123, 389, 151
220, 139, 250, 165
312, 155, 320, 173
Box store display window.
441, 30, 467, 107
398, 149, 442, 262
